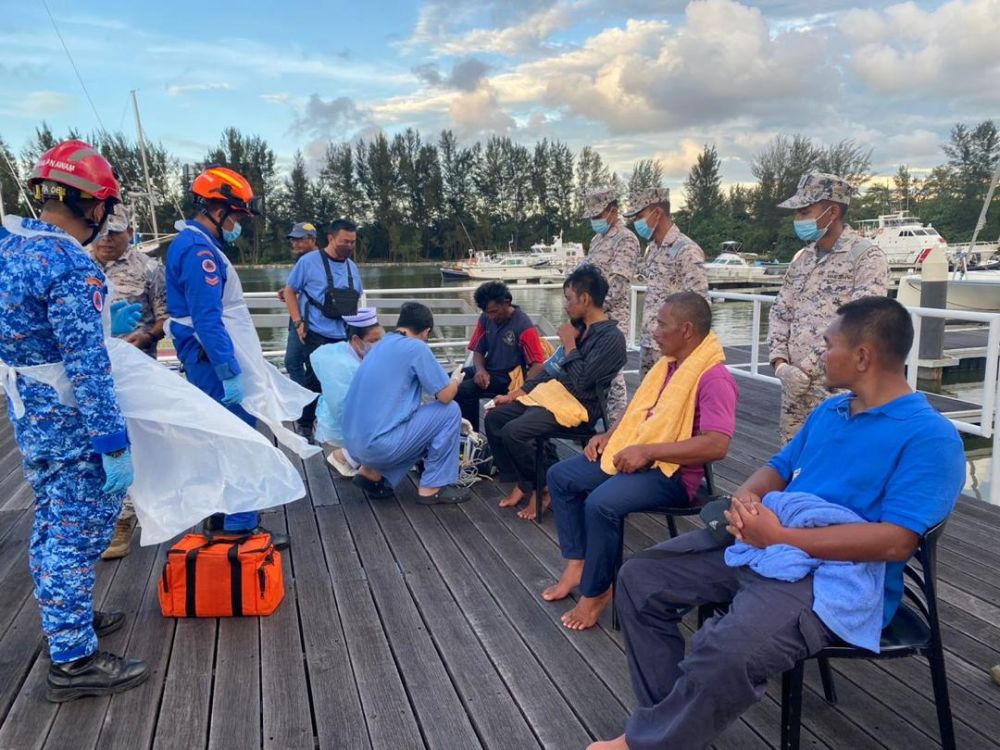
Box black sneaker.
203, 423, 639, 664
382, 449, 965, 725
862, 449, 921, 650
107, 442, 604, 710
416, 485, 471, 505
46, 651, 149, 703
352, 474, 395, 499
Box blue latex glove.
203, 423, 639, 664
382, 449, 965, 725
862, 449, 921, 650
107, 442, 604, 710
101, 450, 134, 494
110, 300, 142, 336
221, 373, 244, 406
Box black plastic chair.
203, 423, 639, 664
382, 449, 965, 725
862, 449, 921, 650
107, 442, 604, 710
780, 520, 955, 749
532, 375, 614, 523
609, 463, 717, 630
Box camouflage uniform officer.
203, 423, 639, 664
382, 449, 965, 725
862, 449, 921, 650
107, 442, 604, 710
90, 203, 168, 559
91, 203, 167, 359
0, 140, 147, 702
582, 187, 640, 420
768, 172, 890, 444
626, 187, 709, 378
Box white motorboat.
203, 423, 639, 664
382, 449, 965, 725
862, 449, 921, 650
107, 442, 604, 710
703, 252, 772, 284
440, 233, 584, 282
855, 211, 950, 266
898, 271, 1000, 313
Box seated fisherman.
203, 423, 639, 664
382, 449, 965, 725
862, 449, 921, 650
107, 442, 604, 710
309, 307, 384, 476
544, 292, 737, 630
342, 302, 471, 504
592, 296, 966, 750
485, 265, 627, 520
457, 281, 547, 431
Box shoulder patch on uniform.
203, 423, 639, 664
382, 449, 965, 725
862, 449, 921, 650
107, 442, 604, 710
84, 276, 103, 287
92, 289, 104, 311
196, 249, 214, 258
204, 275, 220, 286
201, 258, 218, 273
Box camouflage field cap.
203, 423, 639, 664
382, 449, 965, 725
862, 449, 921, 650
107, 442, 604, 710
582, 187, 618, 219
105, 202, 132, 233
778, 172, 856, 209
623, 187, 670, 217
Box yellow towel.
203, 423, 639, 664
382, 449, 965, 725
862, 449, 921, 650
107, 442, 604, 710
507, 335, 556, 393
601, 332, 725, 477
516, 380, 588, 428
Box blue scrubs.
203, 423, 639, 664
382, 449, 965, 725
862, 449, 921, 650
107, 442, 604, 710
0, 218, 128, 663
165, 221, 256, 531
342, 332, 460, 488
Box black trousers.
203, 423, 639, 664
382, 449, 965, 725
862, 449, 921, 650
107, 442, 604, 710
298, 330, 345, 428
483, 402, 563, 493
455, 367, 511, 431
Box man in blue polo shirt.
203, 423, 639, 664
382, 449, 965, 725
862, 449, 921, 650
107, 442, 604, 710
458, 281, 547, 431
595, 296, 966, 750
283, 218, 364, 441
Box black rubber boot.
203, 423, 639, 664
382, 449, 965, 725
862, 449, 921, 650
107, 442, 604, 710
46, 651, 149, 703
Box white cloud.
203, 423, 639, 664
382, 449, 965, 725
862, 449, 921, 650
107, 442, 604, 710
449, 83, 517, 137
436, 2, 579, 56
165, 82, 232, 96
839, 0, 1000, 99
0, 91, 74, 118
261, 93, 292, 105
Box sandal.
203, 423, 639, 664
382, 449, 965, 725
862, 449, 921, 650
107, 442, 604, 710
351, 474, 395, 499
416, 485, 472, 505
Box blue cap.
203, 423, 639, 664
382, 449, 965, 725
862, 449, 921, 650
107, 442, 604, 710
287, 222, 317, 239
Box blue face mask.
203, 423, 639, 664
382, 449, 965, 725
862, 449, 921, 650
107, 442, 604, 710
222, 220, 242, 244
793, 206, 833, 243
634, 217, 654, 240
590, 218, 610, 235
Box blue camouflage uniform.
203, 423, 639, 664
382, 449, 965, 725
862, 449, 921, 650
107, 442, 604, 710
165, 220, 257, 530
0, 217, 128, 664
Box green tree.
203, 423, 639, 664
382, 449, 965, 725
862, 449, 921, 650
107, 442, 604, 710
627, 159, 663, 195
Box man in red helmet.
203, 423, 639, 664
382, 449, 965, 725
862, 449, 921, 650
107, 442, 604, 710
0, 140, 149, 701
165, 166, 311, 546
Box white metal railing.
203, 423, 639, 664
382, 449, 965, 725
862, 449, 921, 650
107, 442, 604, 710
172, 280, 1000, 503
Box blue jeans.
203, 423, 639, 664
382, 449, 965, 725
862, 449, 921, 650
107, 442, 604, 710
284, 319, 308, 387
547, 452, 689, 597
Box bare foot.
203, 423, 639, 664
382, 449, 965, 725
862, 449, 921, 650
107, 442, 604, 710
498, 485, 525, 508
542, 560, 583, 602
516, 490, 550, 520
561, 589, 613, 630
586, 735, 629, 750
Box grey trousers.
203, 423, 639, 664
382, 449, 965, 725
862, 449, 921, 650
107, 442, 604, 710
616, 529, 835, 750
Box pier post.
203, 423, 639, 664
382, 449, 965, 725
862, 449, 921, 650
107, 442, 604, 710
917, 246, 948, 386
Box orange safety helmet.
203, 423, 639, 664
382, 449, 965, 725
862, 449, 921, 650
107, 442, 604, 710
28, 139, 121, 203
191, 166, 263, 216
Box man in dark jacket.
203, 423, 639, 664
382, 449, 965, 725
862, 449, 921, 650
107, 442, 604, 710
485, 265, 627, 520
457, 281, 547, 431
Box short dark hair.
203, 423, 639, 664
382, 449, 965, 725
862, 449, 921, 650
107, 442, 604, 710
663, 291, 712, 336
396, 301, 434, 333
347, 322, 381, 340
564, 264, 609, 307
655, 201, 671, 216
328, 218, 357, 236
836, 296, 912, 364
474, 281, 513, 310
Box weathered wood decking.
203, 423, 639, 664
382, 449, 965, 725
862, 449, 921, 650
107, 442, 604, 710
0, 361, 998, 749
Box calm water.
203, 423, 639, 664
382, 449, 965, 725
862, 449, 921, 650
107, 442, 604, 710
241, 263, 995, 505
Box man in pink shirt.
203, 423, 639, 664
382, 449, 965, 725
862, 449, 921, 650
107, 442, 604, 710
543, 292, 738, 629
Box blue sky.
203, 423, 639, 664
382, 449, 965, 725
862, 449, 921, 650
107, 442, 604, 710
2, 0, 998, 201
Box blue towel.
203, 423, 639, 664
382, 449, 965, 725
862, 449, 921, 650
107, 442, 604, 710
724, 491, 886, 652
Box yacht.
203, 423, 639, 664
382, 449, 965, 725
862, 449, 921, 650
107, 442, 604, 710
855, 211, 950, 266
440, 233, 584, 282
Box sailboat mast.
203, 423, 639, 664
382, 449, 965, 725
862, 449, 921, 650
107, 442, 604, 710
131, 89, 159, 238
966, 161, 1000, 254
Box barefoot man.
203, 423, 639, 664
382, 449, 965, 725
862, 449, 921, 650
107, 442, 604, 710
485, 266, 626, 519
544, 292, 737, 630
